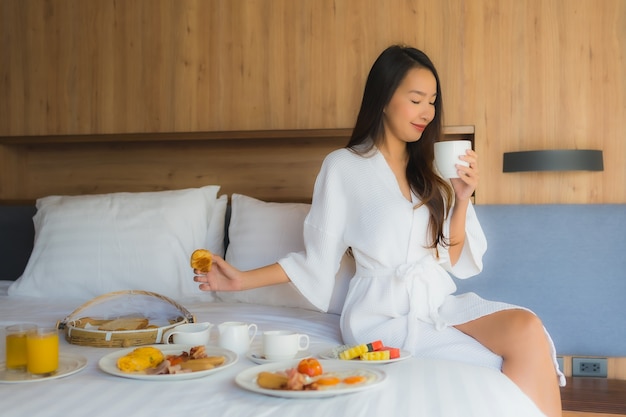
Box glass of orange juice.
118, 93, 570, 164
5, 323, 37, 371
26, 327, 59, 376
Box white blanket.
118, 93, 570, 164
0, 282, 544, 417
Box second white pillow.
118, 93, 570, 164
220, 194, 353, 314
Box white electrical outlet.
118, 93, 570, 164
572, 357, 607, 377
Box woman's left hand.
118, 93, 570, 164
450, 149, 479, 201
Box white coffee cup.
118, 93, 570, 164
434, 140, 472, 178
218, 321, 258, 355
262, 330, 310, 361
162, 322, 212, 345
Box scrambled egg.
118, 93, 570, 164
116, 347, 164, 373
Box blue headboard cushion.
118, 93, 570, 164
460, 205, 626, 357
1, 203, 624, 357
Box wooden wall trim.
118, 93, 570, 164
0, 129, 353, 145
0, 126, 474, 145
0, 126, 474, 204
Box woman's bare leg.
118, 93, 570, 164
455, 309, 562, 417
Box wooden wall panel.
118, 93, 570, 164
0, 126, 474, 203
14, 138, 343, 204
1, 0, 625, 204
457, 0, 626, 204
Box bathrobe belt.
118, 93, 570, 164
355, 258, 457, 347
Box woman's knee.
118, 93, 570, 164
455, 309, 549, 357
501, 310, 549, 352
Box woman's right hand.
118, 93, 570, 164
193, 255, 243, 292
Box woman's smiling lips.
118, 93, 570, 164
412, 123, 426, 132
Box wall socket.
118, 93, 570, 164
572, 357, 608, 377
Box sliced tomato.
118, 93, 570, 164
297, 357, 323, 377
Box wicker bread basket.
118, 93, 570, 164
57, 290, 195, 348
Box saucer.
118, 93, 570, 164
246, 350, 311, 365
0, 353, 87, 383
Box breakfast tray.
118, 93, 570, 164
57, 290, 195, 348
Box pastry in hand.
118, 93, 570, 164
190, 249, 213, 272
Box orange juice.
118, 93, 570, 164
6, 333, 28, 370
26, 328, 59, 375
5, 323, 37, 370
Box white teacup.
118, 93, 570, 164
262, 330, 309, 361
434, 140, 472, 178
162, 322, 212, 345
218, 321, 258, 355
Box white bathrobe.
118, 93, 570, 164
279, 147, 564, 384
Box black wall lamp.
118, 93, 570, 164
503, 149, 604, 173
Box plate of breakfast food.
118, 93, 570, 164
235, 357, 387, 398
317, 340, 412, 364
98, 344, 237, 380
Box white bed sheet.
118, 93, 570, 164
0, 281, 545, 417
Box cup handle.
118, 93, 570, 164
298, 334, 310, 351
248, 324, 258, 345
162, 329, 178, 344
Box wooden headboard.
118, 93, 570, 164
0, 126, 473, 204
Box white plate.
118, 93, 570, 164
98, 344, 237, 380
318, 347, 412, 364
235, 359, 387, 398
246, 350, 312, 365
0, 353, 87, 383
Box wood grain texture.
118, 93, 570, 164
561, 377, 626, 416
1, 0, 624, 203
12, 138, 339, 203
0, 127, 474, 203
564, 412, 626, 417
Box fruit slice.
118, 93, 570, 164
360, 350, 390, 361
379, 346, 401, 359
366, 340, 384, 352
338, 344, 368, 360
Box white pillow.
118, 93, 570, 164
219, 194, 353, 314
8, 186, 226, 302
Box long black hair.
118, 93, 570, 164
347, 45, 454, 250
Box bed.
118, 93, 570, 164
0, 128, 547, 417
0, 290, 544, 417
